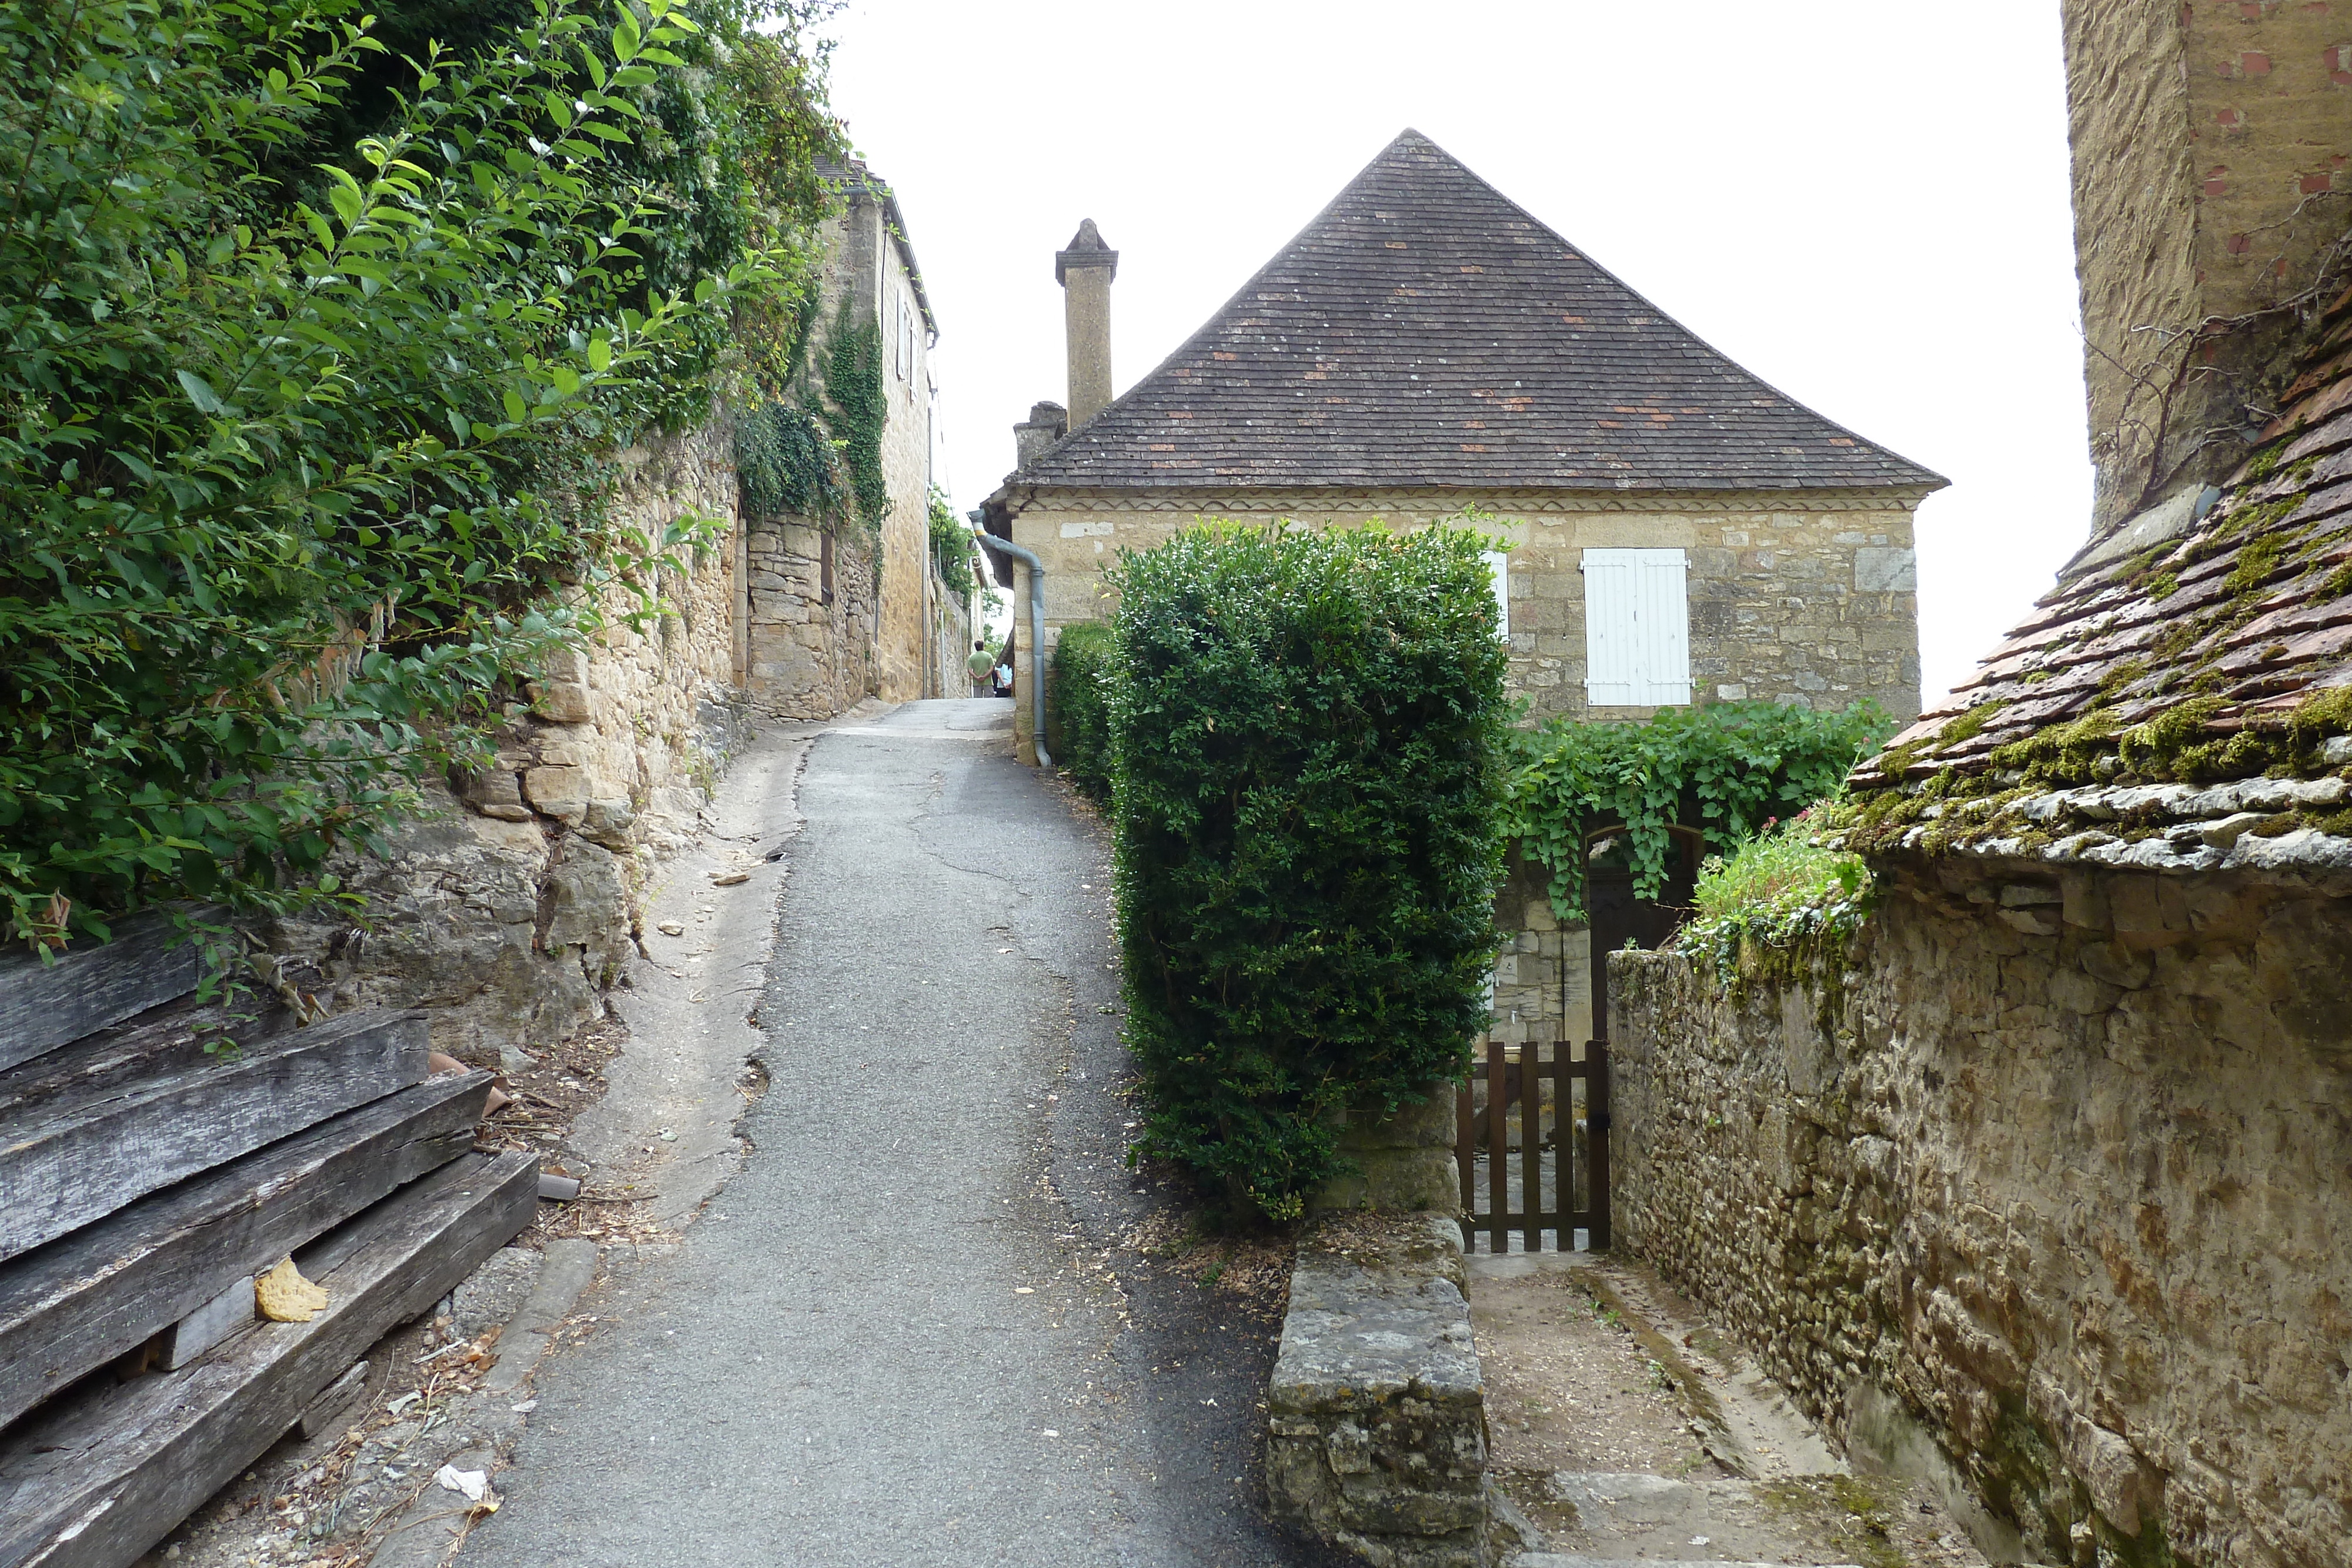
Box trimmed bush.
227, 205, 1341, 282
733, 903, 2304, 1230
1108, 523, 1510, 1223
1046, 621, 1118, 801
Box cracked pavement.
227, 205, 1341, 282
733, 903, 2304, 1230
460, 698, 1335, 1566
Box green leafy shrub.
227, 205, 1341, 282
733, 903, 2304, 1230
1046, 621, 1117, 801
1108, 523, 1510, 1224
1682, 813, 1873, 972
1507, 700, 1895, 922
928, 489, 979, 599
0, 0, 811, 949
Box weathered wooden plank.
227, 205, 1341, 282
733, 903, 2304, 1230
0, 1001, 220, 1131
0, 1149, 538, 1568
0, 1009, 430, 1263
158, 1278, 253, 1373
0, 1067, 490, 1429
291, 1361, 370, 1442
0, 910, 214, 1075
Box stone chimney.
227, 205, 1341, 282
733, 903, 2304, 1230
1013, 401, 1067, 469
1055, 219, 1118, 427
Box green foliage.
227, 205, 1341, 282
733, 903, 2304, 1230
1507, 701, 1896, 924
823, 304, 888, 533
928, 489, 977, 598
1046, 621, 1116, 802
1683, 813, 1873, 973
0, 0, 802, 948
1108, 523, 1510, 1224
736, 400, 844, 518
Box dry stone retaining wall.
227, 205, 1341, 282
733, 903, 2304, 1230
267, 425, 750, 1068
1608, 855, 2352, 1568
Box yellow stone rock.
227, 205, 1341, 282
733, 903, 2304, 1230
255, 1258, 330, 1323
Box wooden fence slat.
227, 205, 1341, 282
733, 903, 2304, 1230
0, 1149, 537, 1568
1484, 1045, 1508, 1255
0, 1068, 492, 1430
1588, 1038, 1612, 1252
0, 1010, 429, 1263
1454, 1072, 1475, 1250
1520, 1040, 1542, 1256
0, 910, 213, 1075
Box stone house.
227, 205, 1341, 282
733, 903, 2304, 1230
980, 129, 1943, 1044
1611, 6, 2352, 1563
744, 158, 971, 716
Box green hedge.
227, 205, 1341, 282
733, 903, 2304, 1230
1046, 621, 1118, 801
1108, 524, 1509, 1223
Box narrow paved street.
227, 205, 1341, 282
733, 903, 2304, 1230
464, 701, 1329, 1566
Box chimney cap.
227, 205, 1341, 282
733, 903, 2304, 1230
1024, 400, 1068, 428
1055, 218, 1118, 285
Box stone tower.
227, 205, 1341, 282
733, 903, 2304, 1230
2063, 0, 2352, 537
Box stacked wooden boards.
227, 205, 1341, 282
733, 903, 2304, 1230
0, 915, 539, 1568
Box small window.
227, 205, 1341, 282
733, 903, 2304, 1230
1582, 547, 1689, 706
1481, 549, 1510, 638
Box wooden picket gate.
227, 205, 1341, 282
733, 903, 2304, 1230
1454, 1034, 1609, 1254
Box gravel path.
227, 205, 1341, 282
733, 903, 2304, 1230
462, 700, 1329, 1567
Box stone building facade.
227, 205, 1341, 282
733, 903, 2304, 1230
983, 131, 1938, 1047
745, 159, 965, 715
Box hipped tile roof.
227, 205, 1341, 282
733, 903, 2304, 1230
1009, 129, 1941, 495
1853, 277, 2352, 791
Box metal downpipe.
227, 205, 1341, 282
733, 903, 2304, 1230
970, 520, 1053, 771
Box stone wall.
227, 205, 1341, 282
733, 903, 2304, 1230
1489, 851, 1588, 1050
744, 514, 880, 718
1608, 854, 2352, 1568
1268, 1214, 1492, 1568
926, 574, 974, 701
1000, 487, 1926, 763
267, 426, 749, 1068
2063, 0, 2352, 534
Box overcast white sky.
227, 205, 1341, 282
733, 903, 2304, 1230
823, 0, 2090, 708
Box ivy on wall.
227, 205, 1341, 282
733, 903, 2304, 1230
1506, 701, 1896, 924
928, 490, 978, 597
737, 402, 846, 519
823, 305, 890, 535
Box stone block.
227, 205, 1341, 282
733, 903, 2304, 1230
1268, 1215, 1487, 1568
527, 679, 593, 724
459, 767, 533, 823
580, 797, 637, 850
522, 764, 589, 826
1853, 547, 1916, 591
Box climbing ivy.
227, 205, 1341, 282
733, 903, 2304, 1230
737, 400, 846, 519
823, 304, 889, 534
928, 489, 978, 597
1506, 701, 1897, 924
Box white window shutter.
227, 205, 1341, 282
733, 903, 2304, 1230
1582, 548, 1690, 706
1481, 550, 1509, 637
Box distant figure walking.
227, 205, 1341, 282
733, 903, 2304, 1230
964, 638, 994, 698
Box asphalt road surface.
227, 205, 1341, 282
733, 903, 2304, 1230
464, 700, 1337, 1567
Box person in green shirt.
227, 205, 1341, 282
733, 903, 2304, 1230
965, 639, 995, 697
